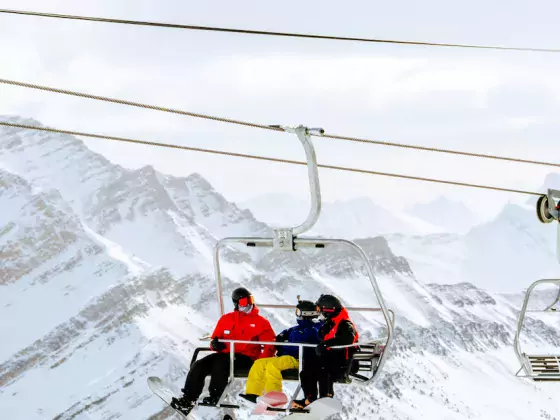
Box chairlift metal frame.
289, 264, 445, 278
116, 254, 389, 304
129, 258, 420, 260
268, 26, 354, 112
514, 279, 560, 381
203, 125, 395, 412
514, 190, 560, 381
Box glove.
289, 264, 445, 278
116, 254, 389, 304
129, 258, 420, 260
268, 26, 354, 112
315, 342, 327, 357
210, 337, 226, 351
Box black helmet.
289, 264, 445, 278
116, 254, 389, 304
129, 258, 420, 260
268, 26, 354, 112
232, 287, 254, 310
315, 294, 343, 318
296, 300, 319, 320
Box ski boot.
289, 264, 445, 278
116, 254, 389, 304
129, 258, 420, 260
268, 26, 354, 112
200, 395, 219, 406
239, 393, 258, 404
170, 395, 195, 416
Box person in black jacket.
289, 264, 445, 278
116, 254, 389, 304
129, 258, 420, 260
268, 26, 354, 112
292, 294, 359, 409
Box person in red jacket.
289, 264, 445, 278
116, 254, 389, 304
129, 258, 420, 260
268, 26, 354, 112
171, 287, 276, 415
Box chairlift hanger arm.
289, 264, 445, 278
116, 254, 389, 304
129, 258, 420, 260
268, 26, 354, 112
535, 189, 560, 263
268, 124, 323, 239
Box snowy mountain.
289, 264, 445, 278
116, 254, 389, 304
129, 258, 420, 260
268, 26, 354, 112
0, 117, 268, 276
405, 196, 478, 234
240, 194, 444, 238
389, 201, 559, 293
2, 116, 560, 420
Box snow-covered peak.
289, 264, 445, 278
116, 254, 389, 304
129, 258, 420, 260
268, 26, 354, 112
163, 172, 269, 238
461, 203, 558, 293
184, 172, 214, 191
0, 117, 123, 215
406, 195, 478, 234
0, 114, 44, 128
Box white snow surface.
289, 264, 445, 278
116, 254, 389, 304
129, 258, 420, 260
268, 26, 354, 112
2, 117, 560, 419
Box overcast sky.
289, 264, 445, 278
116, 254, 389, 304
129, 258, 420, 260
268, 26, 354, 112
1, 0, 560, 221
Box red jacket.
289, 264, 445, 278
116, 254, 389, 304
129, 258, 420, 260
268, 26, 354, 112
211, 305, 276, 360
321, 308, 359, 360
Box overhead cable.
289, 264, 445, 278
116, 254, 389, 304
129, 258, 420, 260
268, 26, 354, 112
0, 8, 559, 53
0, 121, 542, 197
1, 77, 559, 169
0, 78, 279, 133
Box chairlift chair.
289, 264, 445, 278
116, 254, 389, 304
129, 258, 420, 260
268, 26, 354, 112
514, 189, 560, 381
187, 125, 395, 415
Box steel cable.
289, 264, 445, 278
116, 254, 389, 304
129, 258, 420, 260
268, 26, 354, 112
1, 8, 559, 53
0, 121, 543, 197
1, 77, 558, 170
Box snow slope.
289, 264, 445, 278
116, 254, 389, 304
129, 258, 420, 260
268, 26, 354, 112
2, 117, 560, 420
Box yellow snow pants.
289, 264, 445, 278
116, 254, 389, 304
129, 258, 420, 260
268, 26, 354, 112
245, 355, 299, 395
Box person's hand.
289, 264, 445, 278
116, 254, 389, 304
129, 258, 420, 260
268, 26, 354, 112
315, 342, 327, 356
210, 337, 226, 351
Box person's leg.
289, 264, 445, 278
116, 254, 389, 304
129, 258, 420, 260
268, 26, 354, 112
234, 354, 256, 373
292, 361, 319, 408
264, 355, 298, 393
206, 353, 232, 403
318, 367, 334, 398
245, 357, 270, 396
181, 353, 218, 402
207, 353, 256, 403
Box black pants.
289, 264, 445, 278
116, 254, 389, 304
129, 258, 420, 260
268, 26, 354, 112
182, 352, 254, 402
300, 353, 347, 401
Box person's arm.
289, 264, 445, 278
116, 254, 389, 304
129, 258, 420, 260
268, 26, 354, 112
275, 327, 291, 356
258, 320, 277, 358
322, 320, 357, 348
210, 315, 228, 351
276, 328, 290, 343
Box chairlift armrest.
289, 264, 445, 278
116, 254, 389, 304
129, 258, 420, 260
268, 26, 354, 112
190, 347, 212, 367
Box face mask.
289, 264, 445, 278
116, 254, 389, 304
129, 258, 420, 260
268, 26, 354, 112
239, 304, 253, 314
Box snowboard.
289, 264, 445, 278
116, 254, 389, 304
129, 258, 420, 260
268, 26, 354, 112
285, 397, 342, 419
147, 376, 196, 420
251, 391, 288, 415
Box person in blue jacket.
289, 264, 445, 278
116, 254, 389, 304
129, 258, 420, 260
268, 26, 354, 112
239, 299, 322, 403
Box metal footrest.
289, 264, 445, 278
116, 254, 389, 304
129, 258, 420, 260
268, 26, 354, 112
526, 355, 560, 381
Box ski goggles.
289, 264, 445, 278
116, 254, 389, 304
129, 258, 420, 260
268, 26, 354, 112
237, 295, 254, 307
296, 308, 320, 318
317, 305, 336, 313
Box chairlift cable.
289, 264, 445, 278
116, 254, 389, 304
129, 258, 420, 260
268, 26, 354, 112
321, 133, 560, 169
0, 121, 543, 197
1, 77, 559, 170
1, 8, 559, 53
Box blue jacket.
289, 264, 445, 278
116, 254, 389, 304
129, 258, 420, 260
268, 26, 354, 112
275, 319, 323, 359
